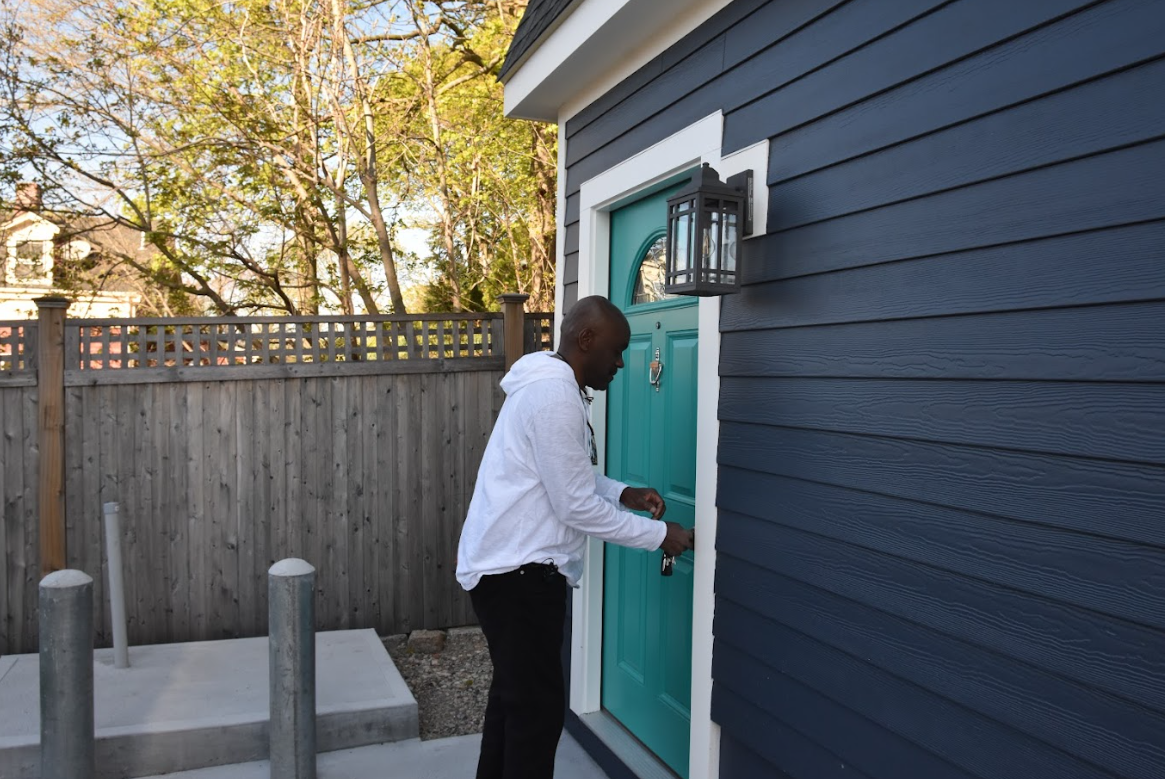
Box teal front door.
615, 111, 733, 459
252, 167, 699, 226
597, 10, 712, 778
603, 188, 698, 778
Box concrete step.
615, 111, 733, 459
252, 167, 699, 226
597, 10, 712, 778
0, 629, 418, 779
131, 733, 611, 779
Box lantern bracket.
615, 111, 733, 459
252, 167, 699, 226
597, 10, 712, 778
726, 170, 754, 236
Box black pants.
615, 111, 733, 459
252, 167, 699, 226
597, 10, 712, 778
469, 564, 568, 779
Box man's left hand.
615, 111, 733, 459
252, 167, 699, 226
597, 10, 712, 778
620, 487, 666, 519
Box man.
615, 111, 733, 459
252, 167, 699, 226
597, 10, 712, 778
456, 295, 694, 779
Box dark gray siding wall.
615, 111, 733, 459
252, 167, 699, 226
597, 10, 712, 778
559, 1, 1165, 777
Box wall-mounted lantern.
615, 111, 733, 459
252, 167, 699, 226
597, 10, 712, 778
665, 163, 753, 296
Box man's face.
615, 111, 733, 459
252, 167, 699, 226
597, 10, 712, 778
582, 318, 630, 391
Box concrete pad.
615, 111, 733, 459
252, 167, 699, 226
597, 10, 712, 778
134, 732, 610, 779
0, 629, 417, 779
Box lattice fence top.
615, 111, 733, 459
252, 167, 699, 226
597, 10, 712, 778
63, 313, 554, 371
0, 322, 37, 374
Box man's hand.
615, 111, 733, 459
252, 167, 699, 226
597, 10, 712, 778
660, 521, 694, 558
620, 486, 666, 519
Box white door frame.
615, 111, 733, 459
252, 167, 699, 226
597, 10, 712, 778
565, 110, 770, 779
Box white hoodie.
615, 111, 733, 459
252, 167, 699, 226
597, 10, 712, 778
456, 351, 667, 590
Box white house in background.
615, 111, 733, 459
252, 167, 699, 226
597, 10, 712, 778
1, 183, 145, 319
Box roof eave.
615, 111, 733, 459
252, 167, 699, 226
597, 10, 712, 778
502, 0, 731, 123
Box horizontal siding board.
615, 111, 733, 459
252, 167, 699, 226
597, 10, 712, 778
564, 82, 725, 194
719, 303, 1165, 382
712, 642, 978, 777
716, 511, 1165, 714
563, 251, 579, 286
719, 734, 795, 779
770, 59, 1165, 230
719, 377, 1165, 465
717, 589, 1155, 777
572, 0, 944, 169
722, 0, 851, 69
754, 0, 1165, 174
567, 58, 664, 138
564, 192, 579, 226
722, 0, 950, 114
752, 138, 1165, 282
725, 0, 1102, 152
565, 0, 947, 190
565, 0, 768, 135
711, 687, 877, 779
566, 0, 864, 165
716, 632, 1117, 779
717, 565, 1165, 778
565, 34, 727, 167
718, 422, 1165, 548
718, 467, 1165, 632
562, 222, 579, 257
768, 0, 1101, 129
721, 221, 1165, 328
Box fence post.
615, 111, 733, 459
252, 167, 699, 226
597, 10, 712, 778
35, 296, 69, 576
40, 569, 95, 779
498, 293, 530, 372
269, 558, 316, 779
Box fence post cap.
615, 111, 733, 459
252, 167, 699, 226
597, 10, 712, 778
41, 569, 93, 588
33, 296, 71, 309
497, 293, 530, 305
269, 558, 315, 577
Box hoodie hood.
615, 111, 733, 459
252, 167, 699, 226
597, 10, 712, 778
500, 351, 577, 396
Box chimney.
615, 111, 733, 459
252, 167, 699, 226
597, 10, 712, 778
14, 182, 42, 211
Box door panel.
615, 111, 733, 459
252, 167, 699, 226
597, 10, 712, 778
617, 333, 655, 487
665, 330, 699, 501
602, 185, 698, 779
613, 548, 648, 683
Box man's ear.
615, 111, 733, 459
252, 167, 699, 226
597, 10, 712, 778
577, 326, 596, 353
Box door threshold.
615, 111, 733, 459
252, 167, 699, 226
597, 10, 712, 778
572, 710, 678, 779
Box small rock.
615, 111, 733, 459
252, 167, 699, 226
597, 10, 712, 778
408, 629, 446, 654
381, 634, 408, 654
383, 624, 491, 740
446, 625, 486, 651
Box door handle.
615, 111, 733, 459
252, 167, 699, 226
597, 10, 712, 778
649, 348, 663, 392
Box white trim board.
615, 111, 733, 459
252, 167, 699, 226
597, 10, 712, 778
504, 0, 733, 123
569, 110, 770, 779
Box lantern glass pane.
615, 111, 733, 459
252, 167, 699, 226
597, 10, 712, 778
703, 211, 720, 272
724, 213, 738, 274
632, 236, 678, 305
673, 210, 690, 274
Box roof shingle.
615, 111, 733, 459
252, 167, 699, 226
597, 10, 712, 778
499, 0, 577, 81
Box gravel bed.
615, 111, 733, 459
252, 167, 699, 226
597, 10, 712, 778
383, 627, 492, 740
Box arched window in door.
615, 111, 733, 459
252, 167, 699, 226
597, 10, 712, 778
631, 235, 679, 305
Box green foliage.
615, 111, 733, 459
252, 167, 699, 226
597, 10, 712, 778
382, 4, 557, 312
0, 0, 555, 314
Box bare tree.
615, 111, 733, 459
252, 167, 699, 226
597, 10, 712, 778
1, 0, 555, 314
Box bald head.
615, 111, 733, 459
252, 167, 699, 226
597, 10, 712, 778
557, 296, 630, 391
559, 296, 627, 352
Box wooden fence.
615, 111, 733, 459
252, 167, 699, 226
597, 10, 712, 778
0, 297, 553, 654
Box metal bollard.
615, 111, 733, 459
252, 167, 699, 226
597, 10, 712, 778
268, 559, 317, 779
101, 502, 130, 668
40, 569, 95, 779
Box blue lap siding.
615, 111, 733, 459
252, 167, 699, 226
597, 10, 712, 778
556, 0, 1165, 777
